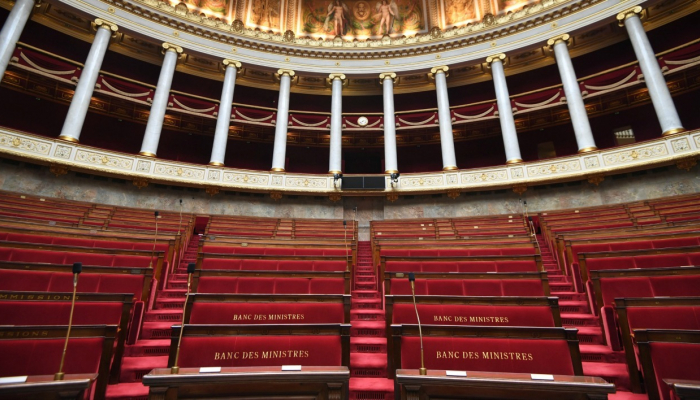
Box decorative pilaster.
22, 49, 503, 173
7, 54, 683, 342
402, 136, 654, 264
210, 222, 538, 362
58, 19, 118, 143
547, 34, 597, 153
0, 0, 34, 79
139, 43, 184, 157
617, 6, 684, 137
429, 66, 458, 171
380, 72, 398, 174
209, 59, 241, 166
486, 54, 523, 164
271, 69, 295, 172
328, 73, 346, 174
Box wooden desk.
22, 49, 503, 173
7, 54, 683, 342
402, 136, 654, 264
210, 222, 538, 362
665, 380, 700, 400
142, 366, 350, 400
395, 369, 615, 400
0, 374, 96, 399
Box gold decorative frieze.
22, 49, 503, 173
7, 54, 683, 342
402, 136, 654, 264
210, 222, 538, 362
270, 191, 283, 201
271, 175, 284, 186
603, 144, 668, 166
75, 150, 134, 170
527, 160, 581, 176
510, 168, 524, 179
154, 164, 205, 180
401, 176, 444, 187
285, 177, 327, 188
671, 138, 690, 153
0, 133, 51, 155
136, 160, 152, 172
223, 173, 269, 185
461, 170, 508, 184
133, 177, 149, 189
207, 170, 221, 181
50, 164, 69, 176
54, 145, 73, 159
584, 157, 600, 169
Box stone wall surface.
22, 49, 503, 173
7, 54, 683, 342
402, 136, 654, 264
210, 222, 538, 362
1, 161, 699, 241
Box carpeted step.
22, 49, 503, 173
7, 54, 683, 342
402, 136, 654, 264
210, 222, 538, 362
167, 280, 187, 289
124, 339, 171, 357
351, 321, 386, 337
355, 276, 377, 283
561, 313, 599, 327
351, 337, 387, 353
157, 289, 186, 298
608, 391, 649, 400
579, 344, 626, 363
140, 322, 174, 340
582, 361, 631, 391
119, 356, 169, 382
546, 274, 569, 283
350, 353, 388, 378
576, 326, 604, 345
558, 300, 590, 314
352, 298, 382, 310
551, 292, 587, 301
351, 309, 385, 321
352, 290, 381, 299
356, 282, 377, 290
154, 297, 185, 310
549, 282, 574, 291
105, 382, 150, 400
144, 309, 182, 322
349, 377, 395, 400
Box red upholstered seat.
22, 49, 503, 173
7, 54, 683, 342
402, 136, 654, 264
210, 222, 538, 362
647, 342, 700, 400
196, 277, 345, 295
0, 338, 105, 376
0, 302, 124, 326
390, 279, 545, 297
0, 269, 145, 300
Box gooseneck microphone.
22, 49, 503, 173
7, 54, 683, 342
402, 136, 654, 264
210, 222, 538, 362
149, 211, 160, 269
343, 220, 349, 272
171, 262, 196, 374
55, 262, 82, 380
408, 272, 427, 375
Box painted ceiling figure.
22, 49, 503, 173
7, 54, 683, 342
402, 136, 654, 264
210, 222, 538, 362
325, 0, 350, 36
375, 0, 398, 35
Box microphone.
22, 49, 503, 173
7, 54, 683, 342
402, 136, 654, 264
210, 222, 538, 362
149, 211, 160, 269
343, 220, 349, 273
171, 262, 196, 374
177, 199, 183, 236
55, 262, 82, 380
408, 272, 427, 375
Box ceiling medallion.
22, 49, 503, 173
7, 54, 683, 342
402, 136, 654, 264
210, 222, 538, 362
430, 26, 442, 39
283, 30, 295, 42
483, 13, 496, 26
232, 19, 244, 32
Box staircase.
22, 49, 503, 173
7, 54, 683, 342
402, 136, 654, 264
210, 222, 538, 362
535, 234, 648, 400
106, 235, 201, 399
349, 241, 394, 400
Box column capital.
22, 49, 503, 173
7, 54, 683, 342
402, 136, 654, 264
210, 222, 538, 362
616, 6, 644, 26
546, 33, 570, 50
485, 53, 507, 66
162, 42, 184, 55
428, 66, 449, 80
92, 18, 118, 35
328, 73, 346, 81
379, 72, 397, 83
222, 59, 242, 72
276, 68, 296, 78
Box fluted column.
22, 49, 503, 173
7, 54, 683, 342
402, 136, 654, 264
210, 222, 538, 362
431, 66, 457, 171
487, 54, 522, 164
380, 72, 398, 174
548, 34, 597, 153
58, 19, 117, 143
271, 69, 295, 172
139, 43, 183, 157
618, 6, 684, 136
0, 0, 34, 79
328, 73, 345, 174
209, 59, 241, 166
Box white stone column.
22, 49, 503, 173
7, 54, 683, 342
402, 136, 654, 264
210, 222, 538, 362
209, 59, 241, 166
271, 69, 295, 172
548, 34, 597, 153
0, 0, 34, 79
328, 73, 345, 174
618, 6, 684, 136
380, 72, 398, 173
487, 54, 522, 164
139, 43, 183, 157
58, 19, 117, 143
431, 66, 457, 171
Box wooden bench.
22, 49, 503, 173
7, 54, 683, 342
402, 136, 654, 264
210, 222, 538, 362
385, 271, 550, 297
192, 269, 351, 295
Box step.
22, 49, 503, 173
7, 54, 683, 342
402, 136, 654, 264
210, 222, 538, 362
350, 353, 388, 378
352, 298, 382, 310
144, 310, 182, 322
105, 382, 150, 400
349, 377, 395, 400
157, 289, 187, 299
576, 326, 604, 345
608, 391, 649, 400
561, 313, 599, 327
154, 298, 185, 310
353, 290, 380, 299
124, 339, 171, 357
546, 275, 568, 283
580, 344, 626, 363
356, 282, 377, 290
351, 321, 386, 337
140, 322, 174, 340
351, 309, 386, 321
582, 361, 631, 391
119, 356, 169, 383
351, 337, 387, 353
551, 292, 587, 302
167, 280, 188, 289
355, 276, 377, 283
558, 300, 590, 314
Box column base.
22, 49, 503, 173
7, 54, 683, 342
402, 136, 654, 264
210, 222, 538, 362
209, 161, 225, 166
271, 167, 286, 172
506, 158, 523, 165
139, 151, 157, 157
442, 166, 458, 171
578, 146, 598, 153
58, 135, 79, 143
385, 169, 399, 174
329, 170, 342, 174
662, 127, 685, 137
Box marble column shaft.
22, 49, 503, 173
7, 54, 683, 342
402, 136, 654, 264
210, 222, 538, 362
59, 20, 116, 143
0, 0, 33, 79
271, 69, 294, 171
550, 35, 597, 152
488, 54, 522, 164
139, 43, 182, 157
328, 74, 344, 173
619, 8, 683, 136
381, 72, 398, 173
209, 60, 240, 166
432, 66, 457, 171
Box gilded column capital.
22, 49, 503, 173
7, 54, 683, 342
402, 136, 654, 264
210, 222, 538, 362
162, 42, 184, 55
223, 59, 242, 72
546, 33, 570, 50
485, 53, 507, 66
428, 66, 449, 79
379, 72, 397, 84
276, 68, 296, 78
326, 73, 347, 86
92, 18, 118, 34
616, 6, 645, 26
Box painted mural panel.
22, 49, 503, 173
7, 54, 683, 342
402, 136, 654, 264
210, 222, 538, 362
491, 0, 537, 14
179, 0, 234, 19
441, 0, 482, 28
298, 0, 427, 38
247, 0, 285, 31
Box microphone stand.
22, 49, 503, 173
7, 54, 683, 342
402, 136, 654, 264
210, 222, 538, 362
149, 211, 159, 269
171, 262, 196, 374
343, 220, 349, 272
409, 272, 427, 375
55, 262, 82, 380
